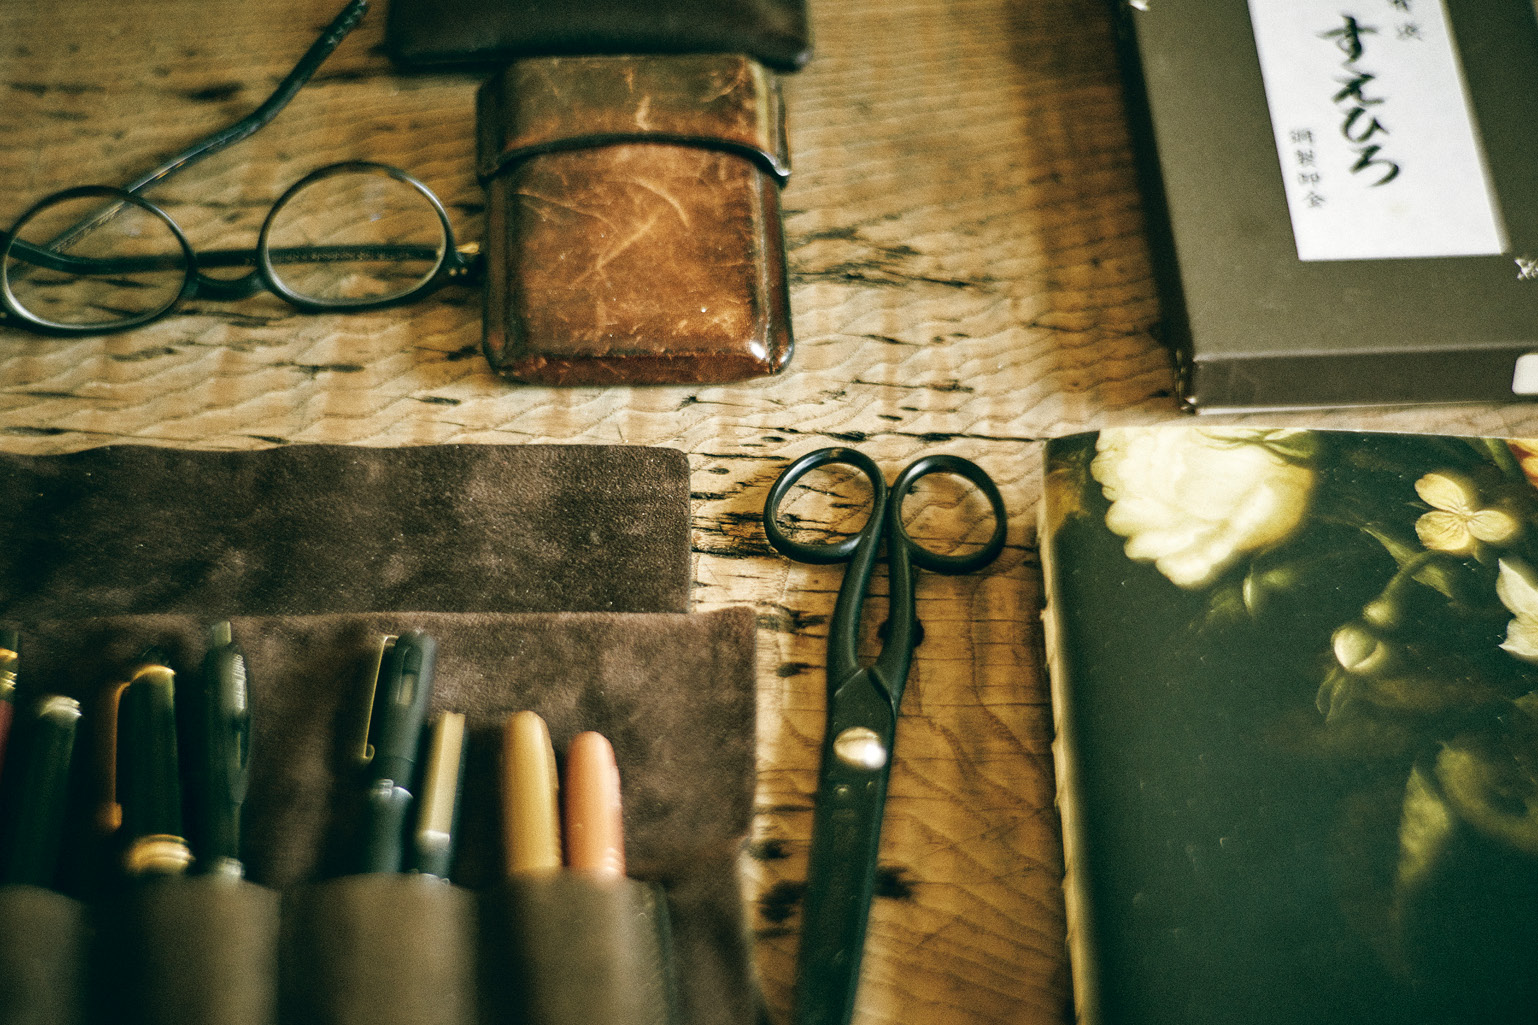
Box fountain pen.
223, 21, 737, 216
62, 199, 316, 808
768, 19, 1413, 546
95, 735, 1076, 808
188, 622, 252, 877
356, 630, 437, 874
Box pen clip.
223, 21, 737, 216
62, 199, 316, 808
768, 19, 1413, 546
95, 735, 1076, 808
96, 680, 131, 833
214, 633, 253, 804
356, 633, 397, 766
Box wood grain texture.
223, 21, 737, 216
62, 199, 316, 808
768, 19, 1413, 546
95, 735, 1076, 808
4, 1, 1538, 1024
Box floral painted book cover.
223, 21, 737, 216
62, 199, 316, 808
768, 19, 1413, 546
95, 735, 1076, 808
1040, 428, 1537, 1025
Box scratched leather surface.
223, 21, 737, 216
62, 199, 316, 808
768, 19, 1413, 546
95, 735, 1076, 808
477, 55, 793, 385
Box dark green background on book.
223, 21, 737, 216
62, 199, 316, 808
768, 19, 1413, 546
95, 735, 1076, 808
1045, 431, 1537, 1025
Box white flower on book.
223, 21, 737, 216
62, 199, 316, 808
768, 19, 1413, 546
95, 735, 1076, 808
1496, 559, 1538, 664
1413, 472, 1518, 556
1090, 427, 1315, 589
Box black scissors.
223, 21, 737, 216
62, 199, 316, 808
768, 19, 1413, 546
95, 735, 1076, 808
763, 447, 1007, 1025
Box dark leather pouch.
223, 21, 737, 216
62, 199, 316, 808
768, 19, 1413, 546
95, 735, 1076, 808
102, 877, 280, 1025
482, 875, 678, 1025
0, 885, 88, 1025
279, 875, 478, 1025
385, 0, 811, 73
476, 54, 794, 386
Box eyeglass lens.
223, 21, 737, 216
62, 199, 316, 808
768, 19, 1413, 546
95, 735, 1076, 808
263, 168, 447, 306
4, 194, 188, 331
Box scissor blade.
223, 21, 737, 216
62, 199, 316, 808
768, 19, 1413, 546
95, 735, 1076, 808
794, 669, 898, 1025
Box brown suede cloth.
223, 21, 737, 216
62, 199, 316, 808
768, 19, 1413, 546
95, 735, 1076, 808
0, 444, 691, 618
15, 609, 757, 1025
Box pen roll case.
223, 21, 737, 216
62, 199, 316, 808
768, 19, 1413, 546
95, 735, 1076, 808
476, 54, 794, 385
0, 885, 89, 1025
482, 874, 678, 1025
279, 875, 477, 1025
99, 876, 280, 1025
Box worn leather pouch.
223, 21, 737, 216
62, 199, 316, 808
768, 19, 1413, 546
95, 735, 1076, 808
279, 876, 477, 1025
481, 875, 678, 1025
101, 877, 280, 1025
476, 54, 794, 386
0, 885, 88, 1025
385, 0, 811, 73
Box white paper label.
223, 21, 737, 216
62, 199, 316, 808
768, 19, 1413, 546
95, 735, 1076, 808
1247, 0, 1507, 261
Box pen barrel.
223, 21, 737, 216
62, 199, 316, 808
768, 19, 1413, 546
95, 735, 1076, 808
412, 712, 467, 878
411, 832, 454, 879
0, 636, 18, 791
0, 696, 81, 888
192, 641, 250, 873
0, 693, 14, 792
119, 668, 189, 875
358, 779, 414, 874
368, 631, 437, 776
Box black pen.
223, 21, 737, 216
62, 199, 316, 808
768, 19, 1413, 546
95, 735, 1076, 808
118, 656, 192, 877
0, 630, 17, 792
410, 710, 467, 878
188, 622, 252, 877
0, 695, 81, 888
357, 630, 437, 874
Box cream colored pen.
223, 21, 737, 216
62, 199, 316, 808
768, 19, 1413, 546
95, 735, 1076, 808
411, 711, 468, 878
501, 710, 562, 876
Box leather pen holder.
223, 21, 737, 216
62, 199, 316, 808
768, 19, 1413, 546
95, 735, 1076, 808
278, 875, 478, 1025
100, 877, 280, 1025
475, 53, 794, 385
0, 885, 89, 1025
481, 874, 679, 1025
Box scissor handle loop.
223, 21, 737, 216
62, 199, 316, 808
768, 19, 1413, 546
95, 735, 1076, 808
887, 453, 1008, 575
763, 447, 887, 565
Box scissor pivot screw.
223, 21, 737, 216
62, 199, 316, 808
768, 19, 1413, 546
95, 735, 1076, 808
833, 727, 888, 770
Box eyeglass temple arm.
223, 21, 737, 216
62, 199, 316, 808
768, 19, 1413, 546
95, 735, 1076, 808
119, 0, 369, 196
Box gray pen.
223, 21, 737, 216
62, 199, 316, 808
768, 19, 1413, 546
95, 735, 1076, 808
356, 631, 436, 874
0, 695, 82, 888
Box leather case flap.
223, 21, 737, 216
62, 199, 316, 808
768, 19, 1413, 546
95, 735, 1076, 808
385, 0, 811, 74
476, 54, 790, 183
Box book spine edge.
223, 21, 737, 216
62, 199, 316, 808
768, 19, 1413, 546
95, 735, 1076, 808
1040, 446, 1104, 1025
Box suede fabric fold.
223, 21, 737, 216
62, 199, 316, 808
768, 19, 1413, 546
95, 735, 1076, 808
0, 444, 691, 619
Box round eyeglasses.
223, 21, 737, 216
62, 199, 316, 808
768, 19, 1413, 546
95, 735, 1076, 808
0, 161, 480, 336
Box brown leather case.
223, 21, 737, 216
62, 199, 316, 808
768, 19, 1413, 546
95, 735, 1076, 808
385, 0, 811, 73
476, 54, 794, 386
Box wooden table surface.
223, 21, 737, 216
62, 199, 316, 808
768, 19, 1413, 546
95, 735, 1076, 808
4, 1, 1538, 1023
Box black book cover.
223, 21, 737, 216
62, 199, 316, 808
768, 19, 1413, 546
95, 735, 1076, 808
1041, 427, 1538, 1023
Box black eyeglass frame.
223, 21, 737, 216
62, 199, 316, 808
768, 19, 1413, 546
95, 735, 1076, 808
0, 0, 481, 338
0, 162, 477, 336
